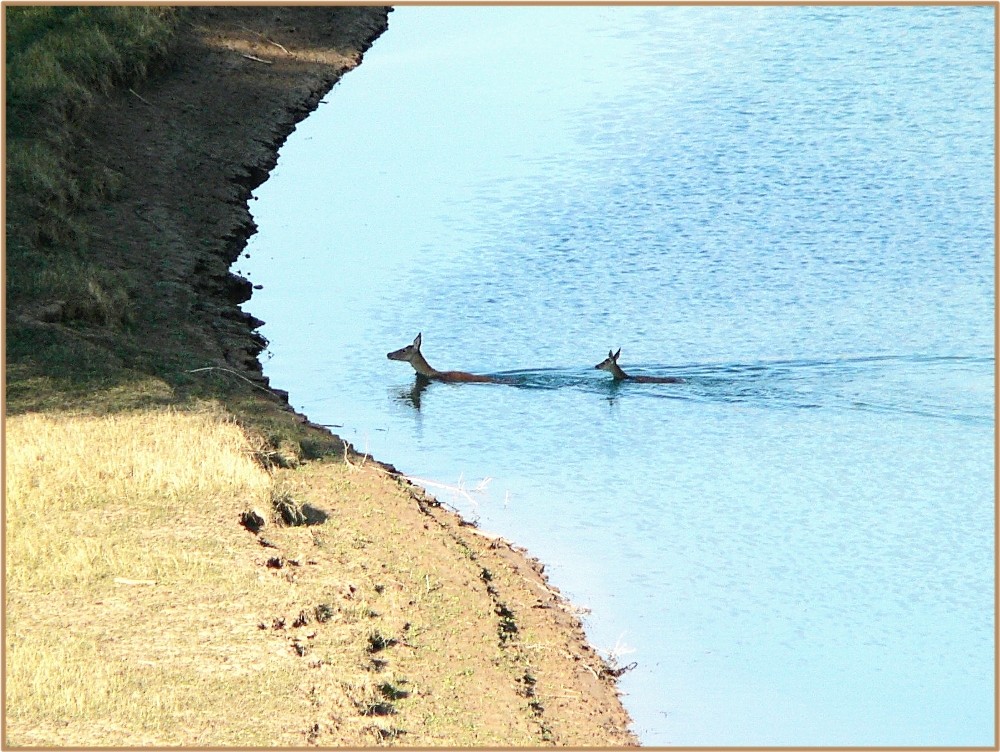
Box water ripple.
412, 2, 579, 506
493, 354, 993, 425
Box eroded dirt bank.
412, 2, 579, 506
7, 6, 638, 746
74, 7, 393, 385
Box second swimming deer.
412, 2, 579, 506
387, 333, 502, 383
595, 348, 684, 384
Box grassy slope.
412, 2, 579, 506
3, 7, 637, 746
5, 6, 348, 454
7, 7, 177, 323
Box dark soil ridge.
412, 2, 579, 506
66, 7, 393, 397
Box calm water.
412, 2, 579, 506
241, 7, 995, 745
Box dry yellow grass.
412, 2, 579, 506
5, 408, 635, 747
5, 408, 288, 745
6, 408, 272, 592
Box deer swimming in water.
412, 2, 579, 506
595, 348, 684, 384
387, 333, 502, 383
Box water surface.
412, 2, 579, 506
241, 7, 995, 745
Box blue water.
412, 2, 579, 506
240, 7, 995, 746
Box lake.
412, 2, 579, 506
240, 6, 995, 745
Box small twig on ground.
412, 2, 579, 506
521, 643, 553, 652
242, 53, 273, 65
267, 39, 290, 55
185, 366, 276, 396
343, 442, 370, 472
238, 23, 293, 56
599, 633, 638, 677
404, 474, 494, 525
405, 475, 491, 508
128, 88, 152, 106
113, 577, 157, 586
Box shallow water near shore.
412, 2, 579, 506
242, 7, 994, 745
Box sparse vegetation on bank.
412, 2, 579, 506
5, 5, 341, 455
3, 6, 636, 745
7, 7, 178, 325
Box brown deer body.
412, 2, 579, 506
595, 348, 684, 384
387, 333, 500, 383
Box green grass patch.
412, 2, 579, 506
5, 7, 181, 381
6, 6, 178, 254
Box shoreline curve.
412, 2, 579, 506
15, 6, 639, 746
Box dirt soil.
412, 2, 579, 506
73, 7, 393, 385
21, 6, 638, 746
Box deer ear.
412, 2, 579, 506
414, 333, 422, 349
613, 348, 621, 360
608, 349, 614, 358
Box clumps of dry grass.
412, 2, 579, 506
342, 674, 409, 719
366, 629, 399, 654
315, 603, 337, 623
5, 408, 272, 592
242, 429, 302, 470
4, 407, 287, 744
267, 479, 330, 528
271, 483, 307, 526
6, 407, 435, 745
367, 724, 408, 743
16, 259, 137, 327
6, 633, 130, 721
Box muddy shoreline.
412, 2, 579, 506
59, 6, 637, 744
